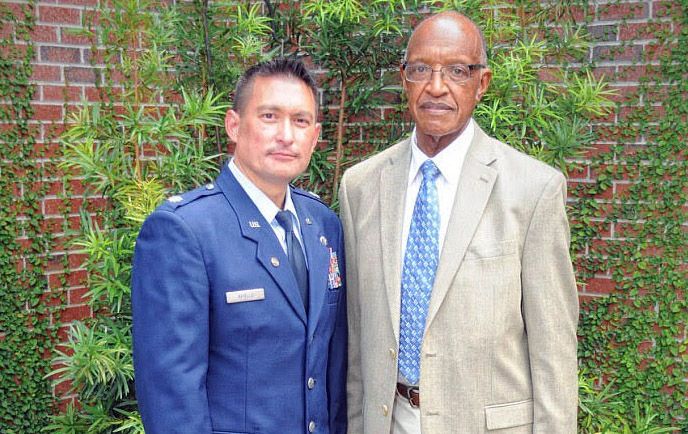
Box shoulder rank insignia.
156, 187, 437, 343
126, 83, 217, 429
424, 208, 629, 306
168, 195, 183, 203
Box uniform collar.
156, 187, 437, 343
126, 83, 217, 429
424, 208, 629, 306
228, 159, 297, 226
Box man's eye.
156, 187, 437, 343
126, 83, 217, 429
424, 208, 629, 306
261, 113, 275, 120
295, 118, 310, 126
413, 65, 430, 73
449, 66, 467, 77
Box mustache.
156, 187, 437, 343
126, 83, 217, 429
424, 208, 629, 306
419, 101, 455, 110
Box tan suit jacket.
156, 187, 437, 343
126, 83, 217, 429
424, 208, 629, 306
339, 124, 578, 433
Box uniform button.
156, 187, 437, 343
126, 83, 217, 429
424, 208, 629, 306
382, 404, 389, 416
308, 421, 316, 432
389, 348, 396, 359
307, 377, 316, 389
270, 257, 280, 267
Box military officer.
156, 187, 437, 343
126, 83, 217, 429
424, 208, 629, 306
132, 57, 347, 434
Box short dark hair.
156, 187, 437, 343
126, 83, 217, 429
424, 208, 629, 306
232, 57, 319, 114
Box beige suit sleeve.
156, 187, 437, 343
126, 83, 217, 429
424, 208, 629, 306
521, 172, 579, 433
339, 175, 364, 434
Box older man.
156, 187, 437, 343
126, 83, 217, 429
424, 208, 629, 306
133, 58, 347, 434
340, 12, 578, 433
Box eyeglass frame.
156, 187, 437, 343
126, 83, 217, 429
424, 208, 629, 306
401, 62, 487, 84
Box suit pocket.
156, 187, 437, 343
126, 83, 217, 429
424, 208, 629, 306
327, 289, 341, 305
212, 431, 251, 434
465, 239, 517, 260
484, 399, 533, 430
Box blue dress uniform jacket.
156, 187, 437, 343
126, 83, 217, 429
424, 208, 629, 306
132, 164, 347, 434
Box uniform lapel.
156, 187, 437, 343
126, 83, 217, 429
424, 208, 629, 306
425, 127, 497, 329
379, 140, 412, 342
215, 165, 307, 325
292, 191, 329, 339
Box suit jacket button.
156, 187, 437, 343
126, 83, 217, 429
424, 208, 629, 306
270, 257, 280, 267
389, 348, 396, 359
382, 404, 389, 416
307, 377, 316, 389
308, 421, 316, 432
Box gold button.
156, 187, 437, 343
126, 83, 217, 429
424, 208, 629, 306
389, 348, 396, 359
270, 257, 280, 267
382, 404, 389, 416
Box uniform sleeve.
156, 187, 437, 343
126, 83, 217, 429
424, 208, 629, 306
521, 173, 579, 433
132, 209, 212, 434
328, 221, 348, 434
338, 176, 364, 434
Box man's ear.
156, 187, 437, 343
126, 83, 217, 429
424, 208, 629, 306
225, 109, 240, 143
311, 123, 322, 152
476, 67, 492, 102
400, 63, 408, 95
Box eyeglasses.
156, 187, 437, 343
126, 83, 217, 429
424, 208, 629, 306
402, 62, 486, 83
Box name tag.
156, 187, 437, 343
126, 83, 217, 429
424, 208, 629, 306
226, 288, 265, 304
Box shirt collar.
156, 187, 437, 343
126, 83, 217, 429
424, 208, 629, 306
409, 118, 475, 185
228, 159, 297, 225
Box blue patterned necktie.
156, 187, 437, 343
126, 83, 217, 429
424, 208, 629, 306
275, 210, 309, 311
399, 160, 441, 385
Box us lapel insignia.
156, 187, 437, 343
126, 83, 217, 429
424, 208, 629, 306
248, 220, 261, 228
327, 248, 342, 289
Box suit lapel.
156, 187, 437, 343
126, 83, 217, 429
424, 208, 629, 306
292, 192, 329, 339
216, 166, 307, 325
426, 127, 498, 329
379, 140, 412, 341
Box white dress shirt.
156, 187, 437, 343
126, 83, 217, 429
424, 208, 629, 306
228, 159, 307, 262
393, 120, 475, 433
400, 119, 475, 265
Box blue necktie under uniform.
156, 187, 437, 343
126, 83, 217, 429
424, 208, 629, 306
275, 210, 309, 312
398, 160, 441, 385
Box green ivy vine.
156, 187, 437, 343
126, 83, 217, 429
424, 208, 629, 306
576, 1, 688, 429
0, 0, 59, 431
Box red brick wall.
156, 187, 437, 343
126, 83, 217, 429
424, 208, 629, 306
10, 0, 680, 405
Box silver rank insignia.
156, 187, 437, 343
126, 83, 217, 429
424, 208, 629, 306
168, 195, 183, 203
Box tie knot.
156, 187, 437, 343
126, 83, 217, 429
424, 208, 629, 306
275, 210, 294, 233
420, 160, 440, 181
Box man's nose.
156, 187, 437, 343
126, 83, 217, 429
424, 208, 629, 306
427, 69, 449, 96
277, 119, 294, 143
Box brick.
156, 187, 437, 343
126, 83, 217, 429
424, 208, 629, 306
60, 27, 92, 45
59, 0, 97, 6
52, 377, 74, 396
593, 44, 643, 62
38, 6, 81, 25
64, 66, 97, 83
68, 287, 90, 305
589, 24, 618, 42
68, 179, 87, 195
30, 64, 62, 82
48, 269, 88, 290
586, 277, 617, 294
644, 42, 673, 61
31, 141, 61, 159
44, 197, 82, 215
27, 25, 58, 43
32, 103, 63, 121
41, 84, 83, 102
653, 1, 681, 18
619, 22, 672, 41
40, 45, 81, 63
597, 2, 649, 20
